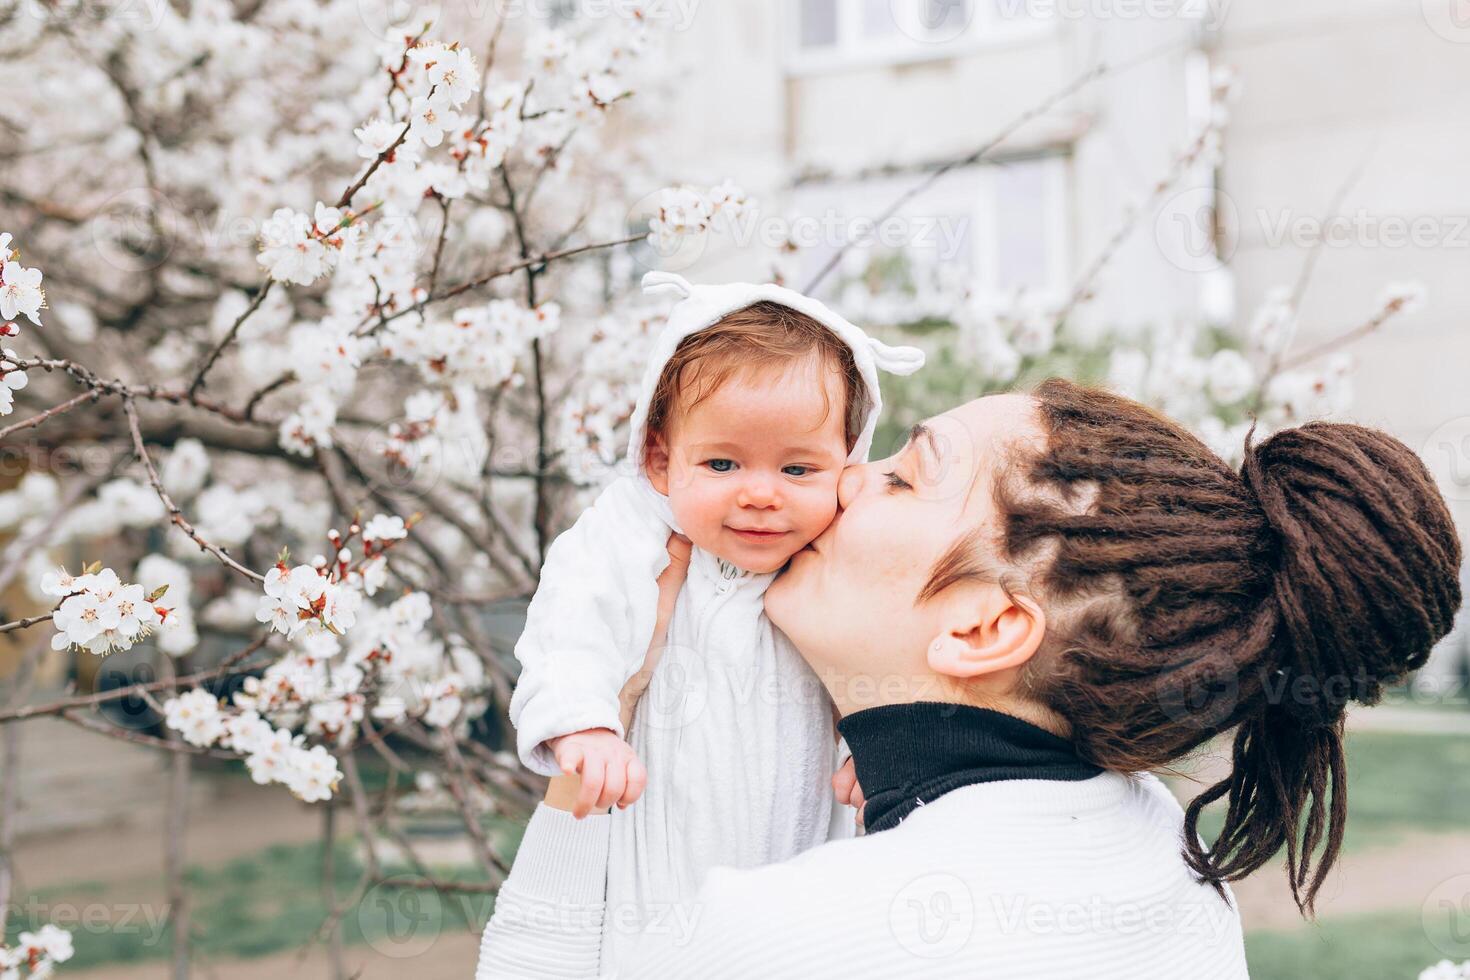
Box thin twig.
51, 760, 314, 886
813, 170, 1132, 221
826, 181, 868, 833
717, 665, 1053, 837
0, 633, 271, 723
0, 612, 54, 635
187, 280, 274, 396
0, 388, 100, 439
803, 60, 1108, 295
124, 396, 266, 582
161, 654, 191, 980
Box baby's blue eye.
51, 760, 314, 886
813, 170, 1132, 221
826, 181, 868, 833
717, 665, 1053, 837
783, 465, 812, 477
705, 459, 735, 473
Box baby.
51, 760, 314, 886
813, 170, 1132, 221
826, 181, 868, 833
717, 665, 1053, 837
509, 269, 922, 966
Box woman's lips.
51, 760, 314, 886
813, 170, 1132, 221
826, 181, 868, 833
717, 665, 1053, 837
729, 527, 789, 543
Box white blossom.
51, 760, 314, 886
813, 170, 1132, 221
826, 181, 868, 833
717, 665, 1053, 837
0, 259, 44, 325
3, 924, 74, 979
408, 94, 462, 149
1379, 280, 1427, 315
165, 689, 226, 747
257, 207, 331, 285
279, 394, 338, 456
527, 28, 573, 70
284, 743, 342, 802
1246, 287, 1297, 359
49, 567, 168, 656
160, 438, 210, 500
39, 566, 93, 598
354, 116, 405, 160
360, 513, 404, 541
1205, 349, 1255, 405
0, 354, 28, 416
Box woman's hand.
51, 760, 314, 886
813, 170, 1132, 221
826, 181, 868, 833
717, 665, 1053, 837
544, 532, 694, 815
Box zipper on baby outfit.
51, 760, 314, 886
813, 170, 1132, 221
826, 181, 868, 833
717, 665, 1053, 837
698, 557, 749, 644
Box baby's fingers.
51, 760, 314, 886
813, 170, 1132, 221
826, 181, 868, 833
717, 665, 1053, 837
558, 743, 585, 778
618, 755, 647, 810
574, 760, 605, 819
596, 757, 627, 812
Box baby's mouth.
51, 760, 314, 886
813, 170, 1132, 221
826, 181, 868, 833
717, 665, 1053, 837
728, 526, 789, 541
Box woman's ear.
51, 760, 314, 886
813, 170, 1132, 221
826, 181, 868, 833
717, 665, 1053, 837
926, 583, 1045, 680
645, 433, 670, 495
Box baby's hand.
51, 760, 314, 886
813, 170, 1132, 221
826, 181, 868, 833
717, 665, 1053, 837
833, 756, 865, 820
549, 727, 647, 819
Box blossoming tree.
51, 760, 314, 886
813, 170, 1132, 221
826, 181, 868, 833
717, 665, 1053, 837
0, 3, 1425, 976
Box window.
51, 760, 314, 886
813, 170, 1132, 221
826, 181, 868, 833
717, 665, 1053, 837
789, 154, 1071, 302
790, 0, 1051, 73
800, 0, 839, 47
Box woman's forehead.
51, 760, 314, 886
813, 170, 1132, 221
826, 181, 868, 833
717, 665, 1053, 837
942, 394, 1039, 451
921, 394, 1039, 509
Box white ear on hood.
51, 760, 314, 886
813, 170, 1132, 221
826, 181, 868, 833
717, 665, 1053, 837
640, 270, 693, 299
868, 336, 926, 377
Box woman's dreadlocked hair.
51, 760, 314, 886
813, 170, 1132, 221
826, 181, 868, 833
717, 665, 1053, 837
999, 378, 1462, 916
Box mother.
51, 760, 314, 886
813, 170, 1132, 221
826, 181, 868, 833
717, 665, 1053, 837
477, 378, 1461, 978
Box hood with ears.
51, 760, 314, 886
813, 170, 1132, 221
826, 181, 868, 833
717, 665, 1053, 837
625, 270, 926, 490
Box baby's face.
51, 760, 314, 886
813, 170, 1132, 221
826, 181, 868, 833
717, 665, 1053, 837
647, 355, 850, 574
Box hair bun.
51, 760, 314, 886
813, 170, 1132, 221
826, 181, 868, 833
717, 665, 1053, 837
1241, 421, 1462, 724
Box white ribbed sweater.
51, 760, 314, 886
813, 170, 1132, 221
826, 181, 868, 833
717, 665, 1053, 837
476, 770, 1249, 979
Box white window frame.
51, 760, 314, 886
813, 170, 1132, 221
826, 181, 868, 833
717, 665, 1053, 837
790, 153, 1072, 301
786, 0, 1057, 76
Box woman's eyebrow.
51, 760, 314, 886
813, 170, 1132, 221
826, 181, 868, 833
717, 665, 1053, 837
907, 422, 940, 466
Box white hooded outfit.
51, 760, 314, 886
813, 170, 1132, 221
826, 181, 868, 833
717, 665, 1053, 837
508, 269, 925, 969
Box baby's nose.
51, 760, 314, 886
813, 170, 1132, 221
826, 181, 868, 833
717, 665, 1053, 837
837, 463, 867, 510
738, 475, 781, 508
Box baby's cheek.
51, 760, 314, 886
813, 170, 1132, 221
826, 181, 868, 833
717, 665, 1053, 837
792, 482, 841, 542
667, 479, 721, 535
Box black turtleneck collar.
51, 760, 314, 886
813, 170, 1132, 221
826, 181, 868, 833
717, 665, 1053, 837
836, 701, 1103, 833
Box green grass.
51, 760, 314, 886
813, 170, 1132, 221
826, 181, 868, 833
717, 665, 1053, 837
1246, 909, 1464, 980
14, 726, 1470, 970
4, 817, 526, 970
1185, 729, 1470, 855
